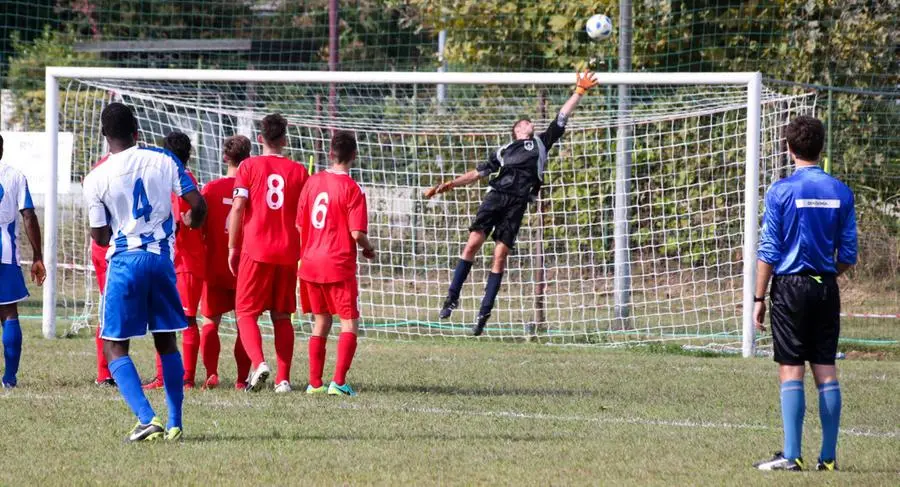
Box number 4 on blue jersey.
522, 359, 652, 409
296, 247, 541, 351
132, 178, 153, 222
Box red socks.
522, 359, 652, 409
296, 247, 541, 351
308, 336, 327, 388
272, 318, 295, 383
333, 332, 357, 386
234, 332, 251, 383
182, 320, 200, 383
200, 322, 221, 378
95, 326, 110, 382
236, 316, 265, 367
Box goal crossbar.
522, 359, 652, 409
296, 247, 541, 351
42, 67, 763, 358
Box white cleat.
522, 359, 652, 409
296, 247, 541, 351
247, 362, 270, 392
274, 381, 292, 393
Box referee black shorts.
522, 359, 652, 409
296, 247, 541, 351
770, 273, 840, 365
468, 191, 529, 249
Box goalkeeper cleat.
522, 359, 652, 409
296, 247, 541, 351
754, 451, 803, 471
203, 374, 219, 390
327, 381, 357, 397
164, 427, 183, 442
274, 381, 292, 393
305, 384, 327, 395
439, 297, 459, 319
142, 376, 164, 390
95, 378, 116, 388
471, 313, 491, 336
816, 459, 837, 471
125, 417, 165, 443
247, 362, 270, 392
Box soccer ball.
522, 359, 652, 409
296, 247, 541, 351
585, 14, 613, 40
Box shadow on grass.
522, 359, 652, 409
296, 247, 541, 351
183, 431, 575, 443
364, 383, 598, 397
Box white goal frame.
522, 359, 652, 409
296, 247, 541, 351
43, 67, 763, 357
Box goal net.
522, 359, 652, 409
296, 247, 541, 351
44, 69, 815, 353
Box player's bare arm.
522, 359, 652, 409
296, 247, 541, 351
180, 189, 208, 229
351, 230, 376, 260
559, 69, 598, 118
227, 195, 247, 275
20, 207, 45, 285
424, 169, 483, 199
90, 225, 113, 247
753, 260, 774, 332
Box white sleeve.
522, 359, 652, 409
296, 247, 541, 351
83, 175, 109, 228
16, 173, 35, 211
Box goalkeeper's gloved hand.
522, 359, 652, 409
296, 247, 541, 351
423, 181, 454, 199
575, 69, 598, 95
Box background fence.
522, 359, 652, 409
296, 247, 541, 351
1, 0, 897, 320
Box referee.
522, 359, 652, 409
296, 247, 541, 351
752, 116, 857, 472
424, 69, 598, 336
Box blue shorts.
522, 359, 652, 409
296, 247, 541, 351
0, 264, 29, 305
101, 251, 187, 341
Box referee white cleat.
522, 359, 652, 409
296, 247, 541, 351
247, 362, 270, 392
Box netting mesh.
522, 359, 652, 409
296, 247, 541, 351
53, 76, 815, 348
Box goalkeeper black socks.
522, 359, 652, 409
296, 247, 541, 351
479, 272, 504, 316
448, 259, 474, 300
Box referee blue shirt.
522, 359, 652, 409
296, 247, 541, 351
758, 166, 857, 275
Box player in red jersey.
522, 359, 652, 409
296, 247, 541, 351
143, 132, 206, 390
229, 114, 308, 392
297, 130, 375, 396
199, 135, 253, 390
89, 154, 114, 387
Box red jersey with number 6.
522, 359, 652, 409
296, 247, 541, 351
201, 176, 237, 289
234, 154, 308, 265
297, 169, 368, 283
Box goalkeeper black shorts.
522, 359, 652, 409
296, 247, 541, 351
469, 191, 529, 249
770, 273, 840, 365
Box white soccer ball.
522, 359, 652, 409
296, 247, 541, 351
585, 14, 613, 40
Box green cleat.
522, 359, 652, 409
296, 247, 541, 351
816, 459, 837, 471
126, 417, 165, 443
305, 384, 327, 395
327, 381, 357, 397
165, 427, 183, 442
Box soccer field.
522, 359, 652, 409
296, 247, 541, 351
1, 325, 897, 485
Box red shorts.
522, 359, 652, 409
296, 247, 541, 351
177, 272, 203, 317
235, 253, 297, 319
300, 278, 360, 320
201, 283, 236, 319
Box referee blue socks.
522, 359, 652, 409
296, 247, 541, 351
448, 259, 473, 300
109, 356, 156, 425
780, 380, 805, 461
2, 319, 22, 386
160, 352, 184, 429
479, 272, 504, 316
818, 381, 841, 461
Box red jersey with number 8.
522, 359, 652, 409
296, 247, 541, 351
234, 154, 309, 265
297, 169, 368, 283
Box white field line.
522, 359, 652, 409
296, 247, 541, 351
1, 390, 897, 439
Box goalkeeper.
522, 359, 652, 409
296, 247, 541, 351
425, 69, 598, 335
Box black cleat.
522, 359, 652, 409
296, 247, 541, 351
125, 417, 165, 443
439, 297, 459, 319
471, 313, 491, 336
95, 378, 116, 388
753, 451, 803, 471
815, 459, 837, 471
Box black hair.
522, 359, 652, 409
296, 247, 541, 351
785, 115, 825, 161
330, 130, 358, 163
511, 117, 532, 138
100, 102, 139, 141
163, 131, 192, 165
260, 113, 288, 144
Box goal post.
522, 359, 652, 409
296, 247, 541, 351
42, 67, 794, 356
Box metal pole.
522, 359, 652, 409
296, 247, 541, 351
825, 87, 833, 174
328, 0, 339, 123
42, 72, 59, 339
613, 0, 633, 327
741, 73, 763, 358
533, 90, 548, 337
437, 30, 447, 104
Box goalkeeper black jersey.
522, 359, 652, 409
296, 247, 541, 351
476, 113, 567, 200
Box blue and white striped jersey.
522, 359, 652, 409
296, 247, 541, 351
83, 146, 196, 260
0, 164, 35, 265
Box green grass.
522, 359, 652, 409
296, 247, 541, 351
0, 323, 898, 485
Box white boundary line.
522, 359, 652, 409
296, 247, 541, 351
2, 391, 897, 439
